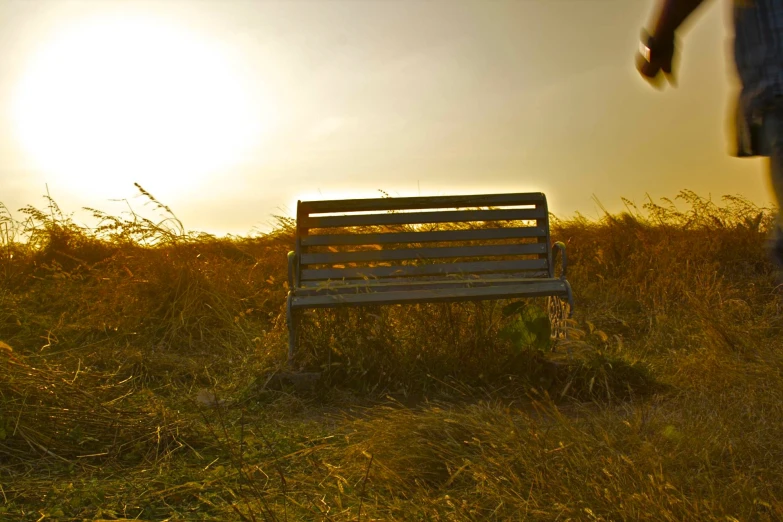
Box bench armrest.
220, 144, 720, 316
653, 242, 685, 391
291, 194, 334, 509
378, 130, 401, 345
552, 241, 567, 279
287, 251, 299, 289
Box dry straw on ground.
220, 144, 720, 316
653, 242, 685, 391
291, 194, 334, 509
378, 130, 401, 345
0, 187, 781, 520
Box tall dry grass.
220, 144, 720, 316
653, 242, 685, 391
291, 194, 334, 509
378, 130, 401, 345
0, 187, 780, 520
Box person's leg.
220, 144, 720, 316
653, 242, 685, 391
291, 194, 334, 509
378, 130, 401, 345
760, 108, 783, 267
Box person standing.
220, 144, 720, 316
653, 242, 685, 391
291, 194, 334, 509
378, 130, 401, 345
637, 0, 783, 264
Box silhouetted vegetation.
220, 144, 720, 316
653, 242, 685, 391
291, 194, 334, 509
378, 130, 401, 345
0, 187, 780, 520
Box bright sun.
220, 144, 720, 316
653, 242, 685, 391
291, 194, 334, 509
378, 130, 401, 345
12, 13, 270, 198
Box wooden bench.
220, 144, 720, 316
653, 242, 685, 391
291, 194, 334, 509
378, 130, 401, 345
285, 192, 574, 364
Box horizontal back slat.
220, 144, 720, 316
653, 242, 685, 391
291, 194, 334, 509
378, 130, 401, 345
300, 243, 546, 266
302, 208, 545, 230
300, 259, 549, 281
300, 192, 545, 214
300, 227, 546, 247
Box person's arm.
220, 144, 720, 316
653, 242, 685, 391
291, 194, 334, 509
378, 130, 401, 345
637, 0, 712, 87
650, 0, 708, 41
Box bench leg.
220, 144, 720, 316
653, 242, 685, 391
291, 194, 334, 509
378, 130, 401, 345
548, 295, 570, 347
286, 293, 296, 368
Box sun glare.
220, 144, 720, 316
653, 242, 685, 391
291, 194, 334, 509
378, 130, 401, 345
11, 13, 271, 198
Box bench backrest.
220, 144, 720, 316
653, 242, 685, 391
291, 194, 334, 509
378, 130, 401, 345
293, 192, 553, 287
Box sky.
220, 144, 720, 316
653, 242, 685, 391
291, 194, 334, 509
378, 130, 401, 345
0, 0, 772, 236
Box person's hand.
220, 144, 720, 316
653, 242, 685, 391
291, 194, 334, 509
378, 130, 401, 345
636, 30, 677, 89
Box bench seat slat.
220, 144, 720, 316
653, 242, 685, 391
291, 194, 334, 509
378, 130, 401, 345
291, 279, 568, 308
300, 192, 546, 214
302, 208, 546, 229
300, 243, 546, 265
297, 272, 548, 287
300, 227, 547, 247
294, 277, 557, 296
300, 259, 549, 281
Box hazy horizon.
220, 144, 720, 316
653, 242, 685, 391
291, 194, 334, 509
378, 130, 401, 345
0, 0, 772, 236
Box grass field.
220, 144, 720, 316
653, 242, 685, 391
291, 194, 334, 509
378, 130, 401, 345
1, 187, 782, 521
